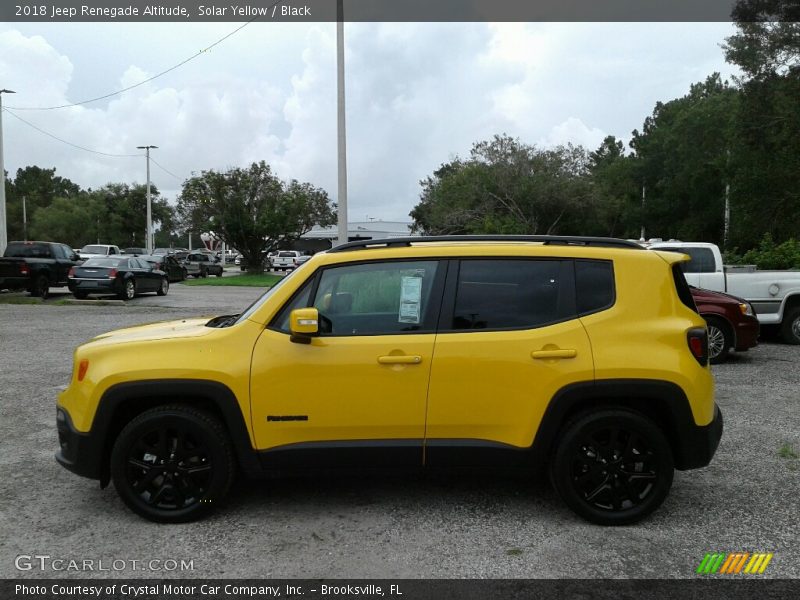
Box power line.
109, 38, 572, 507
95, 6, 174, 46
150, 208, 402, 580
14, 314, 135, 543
150, 156, 183, 181
5, 3, 284, 111
2, 108, 141, 157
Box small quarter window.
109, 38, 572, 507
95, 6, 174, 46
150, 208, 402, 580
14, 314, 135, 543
575, 260, 615, 315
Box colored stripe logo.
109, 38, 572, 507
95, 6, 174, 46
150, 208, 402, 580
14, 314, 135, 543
696, 552, 773, 574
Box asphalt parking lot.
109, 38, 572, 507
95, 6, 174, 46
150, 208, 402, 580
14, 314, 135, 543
0, 283, 798, 579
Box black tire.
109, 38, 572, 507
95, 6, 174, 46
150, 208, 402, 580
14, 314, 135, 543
215, 270, 223, 277
110, 405, 235, 523
73, 291, 88, 300
31, 274, 50, 299
200, 268, 208, 278
157, 277, 169, 296
550, 408, 674, 526
705, 316, 732, 364
781, 307, 800, 345
181, 268, 188, 281
119, 279, 136, 301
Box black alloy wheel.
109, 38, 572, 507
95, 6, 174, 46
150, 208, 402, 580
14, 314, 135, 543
550, 409, 673, 525
110, 405, 234, 522
32, 274, 50, 299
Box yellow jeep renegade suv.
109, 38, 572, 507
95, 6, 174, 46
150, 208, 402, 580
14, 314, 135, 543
56, 235, 722, 525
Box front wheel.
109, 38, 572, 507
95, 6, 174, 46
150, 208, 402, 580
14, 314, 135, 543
781, 308, 800, 345
705, 317, 732, 364
550, 408, 674, 525
157, 277, 169, 296
110, 405, 235, 523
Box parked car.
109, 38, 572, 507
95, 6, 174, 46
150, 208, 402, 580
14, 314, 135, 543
138, 254, 187, 282
650, 241, 800, 344
123, 247, 147, 256
0, 240, 80, 299
78, 244, 122, 261
68, 256, 169, 300
56, 235, 721, 525
183, 252, 223, 277
271, 250, 303, 271
690, 286, 759, 364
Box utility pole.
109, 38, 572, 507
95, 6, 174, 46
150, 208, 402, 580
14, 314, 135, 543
0, 88, 16, 256
723, 148, 730, 251
136, 145, 158, 254
22, 196, 26, 241
336, 0, 348, 247
639, 182, 646, 241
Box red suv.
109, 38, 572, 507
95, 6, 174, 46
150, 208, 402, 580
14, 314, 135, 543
691, 286, 759, 364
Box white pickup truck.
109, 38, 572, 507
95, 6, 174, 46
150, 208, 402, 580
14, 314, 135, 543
649, 241, 800, 344
78, 244, 122, 261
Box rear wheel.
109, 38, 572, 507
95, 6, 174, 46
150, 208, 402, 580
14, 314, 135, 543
119, 279, 136, 301
31, 274, 50, 299
181, 268, 188, 281
781, 308, 800, 345
157, 277, 169, 296
705, 317, 732, 364
110, 405, 235, 523
73, 291, 88, 300
550, 408, 674, 525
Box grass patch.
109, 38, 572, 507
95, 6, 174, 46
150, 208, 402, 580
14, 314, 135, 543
182, 274, 281, 287
505, 548, 524, 556
778, 442, 798, 460
0, 296, 41, 305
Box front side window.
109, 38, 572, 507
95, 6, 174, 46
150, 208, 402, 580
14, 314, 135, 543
451, 259, 571, 330
312, 261, 440, 335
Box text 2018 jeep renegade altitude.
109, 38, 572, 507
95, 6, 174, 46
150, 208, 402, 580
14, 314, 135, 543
56, 236, 722, 525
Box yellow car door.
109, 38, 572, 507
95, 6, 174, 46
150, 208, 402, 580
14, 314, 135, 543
250, 259, 445, 467
425, 258, 595, 463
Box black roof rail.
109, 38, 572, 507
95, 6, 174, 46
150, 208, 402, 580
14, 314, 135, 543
328, 235, 644, 253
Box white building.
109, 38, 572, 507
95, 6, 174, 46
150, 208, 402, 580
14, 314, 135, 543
298, 221, 417, 251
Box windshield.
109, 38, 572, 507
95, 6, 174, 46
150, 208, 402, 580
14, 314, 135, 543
80, 245, 107, 254
235, 266, 306, 325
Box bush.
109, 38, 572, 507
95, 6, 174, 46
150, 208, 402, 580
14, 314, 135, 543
727, 234, 800, 270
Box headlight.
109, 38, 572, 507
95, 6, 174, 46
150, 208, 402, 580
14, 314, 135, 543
739, 303, 754, 317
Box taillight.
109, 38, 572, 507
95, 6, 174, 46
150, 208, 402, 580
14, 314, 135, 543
68, 267, 75, 277
19, 263, 29, 276
107, 268, 118, 278
687, 327, 709, 366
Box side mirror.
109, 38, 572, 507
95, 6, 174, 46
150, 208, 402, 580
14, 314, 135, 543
289, 307, 319, 344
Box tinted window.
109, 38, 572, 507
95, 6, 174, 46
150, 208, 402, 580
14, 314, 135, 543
279, 251, 297, 257
452, 260, 569, 330
5, 243, 52, 258
313, 261, 439, 335
575, 260, 615, 315
658, 247, 715, 273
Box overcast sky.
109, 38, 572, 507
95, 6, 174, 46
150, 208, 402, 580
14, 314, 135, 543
0, 22, 738, 221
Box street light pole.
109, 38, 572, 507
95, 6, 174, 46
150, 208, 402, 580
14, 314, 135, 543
0, 89, 16, 256
336, 0, 348, 247
136, 145, 158, 254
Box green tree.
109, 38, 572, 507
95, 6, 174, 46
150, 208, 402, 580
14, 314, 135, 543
411, 135, 594, 236
177, 161, 334, 273
5, 166, 82, 241
587, 136, 641, 238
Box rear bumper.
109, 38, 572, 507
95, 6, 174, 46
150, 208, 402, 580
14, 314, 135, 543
68, 279, 119, 295
55, 407, 103, 480
0, 276, 31, 291
674, 404, 723, 470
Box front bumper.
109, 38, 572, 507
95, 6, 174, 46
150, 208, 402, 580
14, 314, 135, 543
735, 317, 760, 352
674, 403, 723, 470
55, 407, 104, 480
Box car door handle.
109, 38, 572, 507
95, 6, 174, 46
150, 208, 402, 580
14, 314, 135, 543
377, 355, 423, 365
531, 349, 577, 359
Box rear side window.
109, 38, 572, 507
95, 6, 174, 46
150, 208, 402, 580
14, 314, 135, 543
575, 260, 615, 315
452, 260, 571, 330
672, 264, 698, 313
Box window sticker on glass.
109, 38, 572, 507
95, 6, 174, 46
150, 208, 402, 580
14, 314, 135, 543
399, 276, 423, 324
